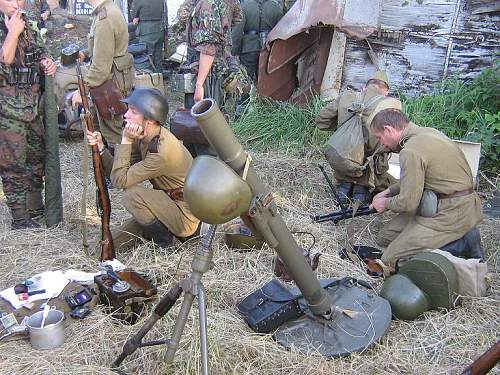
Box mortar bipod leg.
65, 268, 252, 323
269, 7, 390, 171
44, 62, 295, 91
198, 283, 209, 375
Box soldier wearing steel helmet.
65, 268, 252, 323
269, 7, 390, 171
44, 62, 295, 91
315, 71, 403, 205
87, 88, 200, 249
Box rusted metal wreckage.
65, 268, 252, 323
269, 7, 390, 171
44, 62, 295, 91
258, 0, 499, 103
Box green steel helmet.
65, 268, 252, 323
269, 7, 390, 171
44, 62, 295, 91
379, 274, 430, 320
224, 222, 265, 250
121, 88, 169, 125
184, 156, 252, 224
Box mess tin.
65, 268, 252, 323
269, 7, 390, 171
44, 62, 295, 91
26, 308, 65, 350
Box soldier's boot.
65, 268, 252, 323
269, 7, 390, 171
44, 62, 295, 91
440, 227, 484, 260
141, 219, 174, 249
26, 191, 44, 219
352, 184, 371, 204
11, 208, 41, 230
337, 182, 353, 206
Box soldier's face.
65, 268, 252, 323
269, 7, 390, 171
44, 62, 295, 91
0, 0, 25, 16
372, 126, 400, 151
124, 105, 145, 127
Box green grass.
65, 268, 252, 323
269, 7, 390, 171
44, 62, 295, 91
234, 64, 500, 172
232, 95, 329, 155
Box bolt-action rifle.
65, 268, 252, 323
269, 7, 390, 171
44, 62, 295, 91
76, 61, 115, 261
461, 340, 500, 375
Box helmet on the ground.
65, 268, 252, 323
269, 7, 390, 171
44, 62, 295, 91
121, 88, 169, 125
224, 222, 265, 250
380, 274, 430, 320
184, 156, 252, 224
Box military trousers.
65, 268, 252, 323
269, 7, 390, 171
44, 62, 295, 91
122, 185, 199, 238
240, 51, 260, 81
0, 115, 45, 211
138, 31, 164, 73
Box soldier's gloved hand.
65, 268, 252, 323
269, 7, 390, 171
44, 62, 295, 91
5, 9, 26, 37
71, 90, 82, 107
122, 122, 145, 143
87, 129, 105, 153
40, 57, 57, 76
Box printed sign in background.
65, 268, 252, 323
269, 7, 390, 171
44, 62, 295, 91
74, 0, 93, 15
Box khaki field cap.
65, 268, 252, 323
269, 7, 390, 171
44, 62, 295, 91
370, 70, 390, 87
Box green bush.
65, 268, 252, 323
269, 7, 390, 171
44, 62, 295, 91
402, 64, 500, 172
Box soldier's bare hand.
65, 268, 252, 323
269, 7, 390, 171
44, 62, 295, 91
41, 10, 50, 21
372, 188, 391, 201
5, 10, 26, 37
370, 197, 388, 213
194, 83, 204, 102
71, 90, 82, 107
78, 51, 86, 62
123, 122, 145, 141
86, 130, 105, 152
132, 17, 139, 25
40, 58, 57, 76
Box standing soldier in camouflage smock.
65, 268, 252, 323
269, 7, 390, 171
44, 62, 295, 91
131, 0, 165, 73
0, 0, 57, 229
177, 0, 242, 107
315, 72, 402, 205
72, 0, 134, 147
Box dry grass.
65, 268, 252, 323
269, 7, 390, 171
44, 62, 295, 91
0, 141, 498, 375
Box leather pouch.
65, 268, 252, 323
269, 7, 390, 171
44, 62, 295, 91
89, 79, 127, 121
170, 109, 208, 145
237, 279, 303, 333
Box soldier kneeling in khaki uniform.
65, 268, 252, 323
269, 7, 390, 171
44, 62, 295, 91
87, 88, 200, 249
369, 109, 484, 268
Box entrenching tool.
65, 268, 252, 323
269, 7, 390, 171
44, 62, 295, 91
111, 100, 391, 372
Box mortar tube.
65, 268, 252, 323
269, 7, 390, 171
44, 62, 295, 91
191, 99, 332, 316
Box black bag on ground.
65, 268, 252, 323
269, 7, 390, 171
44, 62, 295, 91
237, 279, 303, 334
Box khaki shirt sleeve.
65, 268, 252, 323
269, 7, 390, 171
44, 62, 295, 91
85, 18, 115, 88
314, 98, 340, 131
386, 149, 425, 213
110, 144, 165, 189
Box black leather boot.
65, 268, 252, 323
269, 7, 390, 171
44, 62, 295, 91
440, 227, 484, 260
337, 182, 353, 206
352, 184, 371, 204
141, 219, 174, 248
11, 208, 41, 230
26, 191, 44, 219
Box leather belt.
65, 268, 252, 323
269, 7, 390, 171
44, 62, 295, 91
166, 187, 184, 201
436, 188, 473, 199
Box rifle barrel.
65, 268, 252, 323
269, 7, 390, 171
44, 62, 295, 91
312, 206, 376, 224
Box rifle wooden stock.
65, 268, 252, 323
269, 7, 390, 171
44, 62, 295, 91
76, 61, 115, 261
462, 341, 500, 375
312, 205, 377, 224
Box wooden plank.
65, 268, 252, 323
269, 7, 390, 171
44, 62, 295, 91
340, 0, 499, 95
320, 29, 347, 101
